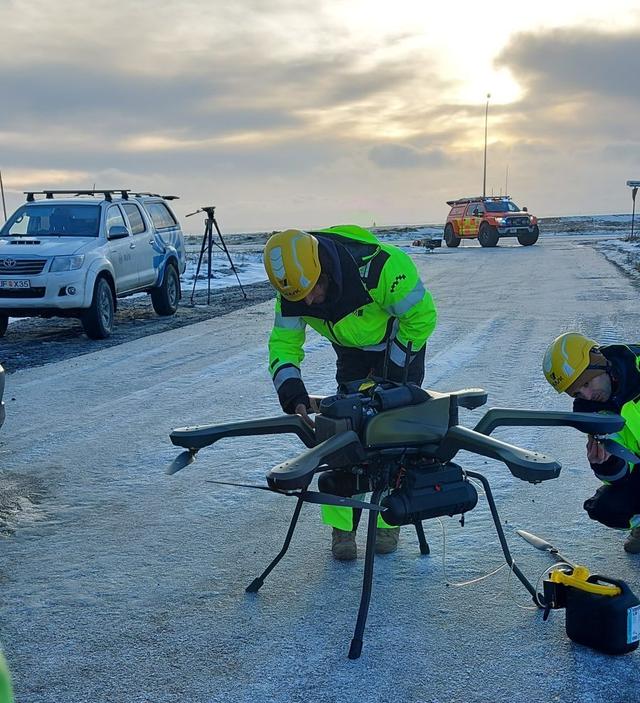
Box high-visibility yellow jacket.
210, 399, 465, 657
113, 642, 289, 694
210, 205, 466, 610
574, 344, 640, 483
268, 225, 437, 412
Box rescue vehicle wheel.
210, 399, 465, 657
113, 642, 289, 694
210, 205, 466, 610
444, 224, 461, 248
517, 226, 539, 246
478, 223, 498, 247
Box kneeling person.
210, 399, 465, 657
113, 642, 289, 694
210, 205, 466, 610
543, 332, 640, 553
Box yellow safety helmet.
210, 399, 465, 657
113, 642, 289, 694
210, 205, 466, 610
263, 229, 321, 302
542, 332, 600, 394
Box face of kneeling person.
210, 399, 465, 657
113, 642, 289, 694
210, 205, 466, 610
568, 371, 612, 402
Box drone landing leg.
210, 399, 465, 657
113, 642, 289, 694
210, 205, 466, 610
348, 487, 383, 660
414, 521, 430, 555
246, 494, 305, 594
466, 470, 540, 605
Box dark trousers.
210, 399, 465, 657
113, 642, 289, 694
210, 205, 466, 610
583, 471, 640, 529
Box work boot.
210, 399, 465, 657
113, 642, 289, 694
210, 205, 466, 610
332, 528, 357, 561
375, 527, 400, 554
624, 527, 640, 554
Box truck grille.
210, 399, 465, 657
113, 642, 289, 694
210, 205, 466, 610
506, 217, 530, 227
0, 258, 47, 275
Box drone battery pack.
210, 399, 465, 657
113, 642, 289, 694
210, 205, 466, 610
381, 463, 478, 526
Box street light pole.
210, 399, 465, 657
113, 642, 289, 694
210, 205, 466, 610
482, 93, 491, 198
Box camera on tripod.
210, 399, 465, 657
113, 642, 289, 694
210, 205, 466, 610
185, 205, 246, 304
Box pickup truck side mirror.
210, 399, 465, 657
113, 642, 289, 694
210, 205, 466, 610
473, 208, 480, 216
522, 206, 528, 212
107, 225, 129, 240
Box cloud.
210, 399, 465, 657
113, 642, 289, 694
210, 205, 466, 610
497, 28, 640, 102
368, 143, 448, 169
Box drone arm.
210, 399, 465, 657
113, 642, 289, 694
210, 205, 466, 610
267, 431, 365, 490
170, 415, 316, 451
473, 409, 625, 437
436, 425, 561, 483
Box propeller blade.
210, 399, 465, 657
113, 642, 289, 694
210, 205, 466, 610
516, 529, 574, 565
166, 450, 197, 475
205, 480, 386, 511
300, 490, 386, 512
206, 479, 278, 492
602, 438, 640, 465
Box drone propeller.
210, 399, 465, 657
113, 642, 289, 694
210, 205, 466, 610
166, 449, 197, 475
516, 529, 575, 566
205, 479, 386, 511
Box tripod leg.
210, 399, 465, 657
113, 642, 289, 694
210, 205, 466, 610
414, 521, 430, 555
206, 219, 213, 305
190, 226, 209, 304
246, 493, 305, 593
213, 217, 247, 298
466, 470, 540, 605
348, 487, 383, 660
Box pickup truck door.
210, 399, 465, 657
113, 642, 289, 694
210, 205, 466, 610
122, 203, 156, 287
106, 205, 138, 293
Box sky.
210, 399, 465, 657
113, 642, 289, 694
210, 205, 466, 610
0, 0, 639, 232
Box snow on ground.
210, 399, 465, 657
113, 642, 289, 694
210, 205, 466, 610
183, 213, 640, 293
1, 227, 640, 702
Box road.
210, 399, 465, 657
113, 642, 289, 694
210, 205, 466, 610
1, 235, 639, 702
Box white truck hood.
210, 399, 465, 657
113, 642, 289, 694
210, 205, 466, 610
0, 237, 96, 257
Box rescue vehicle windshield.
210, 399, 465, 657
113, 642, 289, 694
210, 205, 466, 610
484, 200, 521, 213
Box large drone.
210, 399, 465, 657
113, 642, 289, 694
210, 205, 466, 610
168, 377, 623, 659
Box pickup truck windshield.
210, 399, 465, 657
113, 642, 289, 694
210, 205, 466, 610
0, 204, 101, 237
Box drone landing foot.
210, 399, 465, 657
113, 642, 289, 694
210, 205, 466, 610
348, 638, 363, 660
245, 493, 305, 594
466, 470, 539, 605
414, 521, 430, 555
348, 487, 383, 659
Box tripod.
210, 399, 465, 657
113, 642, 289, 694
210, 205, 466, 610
186, 206, 247, 305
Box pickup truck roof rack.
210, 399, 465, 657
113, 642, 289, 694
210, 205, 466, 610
24, 189, 131, 202
131, 192, 180, 200
446, 195, 512, 206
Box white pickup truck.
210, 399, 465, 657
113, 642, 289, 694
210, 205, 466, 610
0, 189, 187, 338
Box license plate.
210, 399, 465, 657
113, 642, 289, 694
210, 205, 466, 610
0, 279, 30, 289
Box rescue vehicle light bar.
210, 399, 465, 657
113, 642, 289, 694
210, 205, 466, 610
446, 195, 512, 206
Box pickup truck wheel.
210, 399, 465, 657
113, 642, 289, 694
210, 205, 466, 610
444, 223, 461, 248
82, 277, 114, 339
517, 226, 539, 246
0, 315, 7, 338
478, 222, 499, 247
151, 263, 180, 316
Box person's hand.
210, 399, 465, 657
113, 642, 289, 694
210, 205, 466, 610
586, 434, 611, 464
295, 403, 315, 429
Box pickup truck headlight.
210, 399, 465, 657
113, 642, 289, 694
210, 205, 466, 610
50, 255, 85, 272
495, 217, 506, 224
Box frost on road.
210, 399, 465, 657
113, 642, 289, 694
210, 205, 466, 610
1, 235, 639, 702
